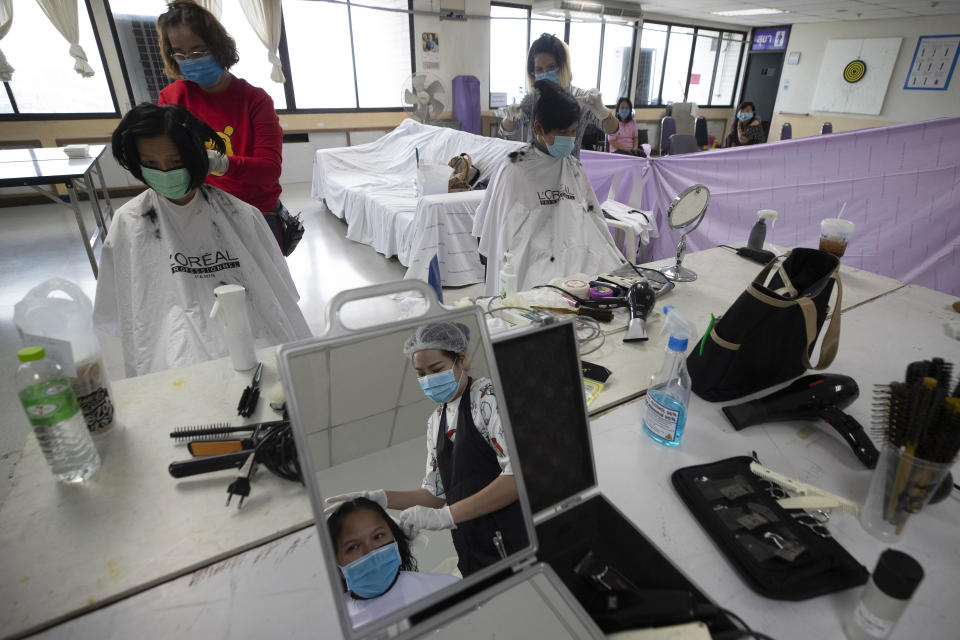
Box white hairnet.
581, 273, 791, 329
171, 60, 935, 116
402, 321, 470, 356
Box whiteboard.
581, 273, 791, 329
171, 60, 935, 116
811, 38, 902, 115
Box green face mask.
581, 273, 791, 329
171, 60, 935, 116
140, 165, 193, 200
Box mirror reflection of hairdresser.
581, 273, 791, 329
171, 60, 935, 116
93, 104, 311, 377
474, 80, 625, 296
327, 498, 459, 627
327, 322, 526, 577
500, 33, 619, 158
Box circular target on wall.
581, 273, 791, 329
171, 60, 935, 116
843, 59, 867, 83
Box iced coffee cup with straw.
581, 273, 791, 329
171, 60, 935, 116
820, 218, 855, 258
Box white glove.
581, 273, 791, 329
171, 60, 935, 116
398, 505, 455, 538
580, 91, 611, 120
500, 103, 523, 122
207, 149, 229, 176
323, 489, 388, 517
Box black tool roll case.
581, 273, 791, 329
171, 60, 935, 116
672, 456, 868, 600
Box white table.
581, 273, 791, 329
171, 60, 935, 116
401, 191, 487, 287
0, 146, 114, 277
502, 247, 905, 416
0, 252, 935, 639
30, 283, 960, 640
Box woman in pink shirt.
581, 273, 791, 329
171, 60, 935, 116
608, 97, 642, 156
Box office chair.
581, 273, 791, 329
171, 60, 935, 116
780, 122, 792, 140
660, 116, 677, 155
668, 134, 699, 155
821, 122, 833, 135
695, 117, 708, 148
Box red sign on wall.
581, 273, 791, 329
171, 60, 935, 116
690, 74, 701, 85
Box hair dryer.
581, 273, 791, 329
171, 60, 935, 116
623, 281, 656, 342
722, 374, 879, 469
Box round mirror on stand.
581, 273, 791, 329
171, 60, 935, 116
662, 184, 710, 282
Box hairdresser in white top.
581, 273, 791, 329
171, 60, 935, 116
94, 103, 311, 377
477, 79, 625, 296
500, 33, 619, 157
326, 322, 526, 578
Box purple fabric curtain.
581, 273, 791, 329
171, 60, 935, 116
581, 118, 960, 296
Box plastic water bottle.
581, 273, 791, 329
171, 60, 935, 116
16, 346, 101, 483
641, 307, 697, 447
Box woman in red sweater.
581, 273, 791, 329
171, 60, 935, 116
156, 0, 300, 254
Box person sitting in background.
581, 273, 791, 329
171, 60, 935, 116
475, 80, 625, 296
327, 497, 459, 628
94, 103, 311, 377
608, 97, 643, 156
156, 0, 301, 255
499, 33, 619, 157
726, 101, 766, 147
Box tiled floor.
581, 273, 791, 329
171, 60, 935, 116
0, 182, 479, 506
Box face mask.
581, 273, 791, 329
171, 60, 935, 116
340, 541, 402, 599
140, 165, 192, 200
177, 54, 224, 86
418, 367, 461, 404
618, 108, 632, 120
546, 135, 576, 158
737, 111, 753, 123
535, 69, 560, 84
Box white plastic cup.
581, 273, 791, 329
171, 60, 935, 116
819, 218, 855, 258
859, 444, 954, 542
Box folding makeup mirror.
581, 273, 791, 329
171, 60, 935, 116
662, 184, 710, 282
276, 282, 538, 639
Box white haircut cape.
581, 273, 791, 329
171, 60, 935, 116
94, 185, 311, 377
473, 145, 625, 296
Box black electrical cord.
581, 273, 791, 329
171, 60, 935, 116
253, 421, 302, 483
694, 604, 777, 640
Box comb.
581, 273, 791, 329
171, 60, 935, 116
170, 422, 273, 443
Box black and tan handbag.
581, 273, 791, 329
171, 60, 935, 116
686, 248, 842, 402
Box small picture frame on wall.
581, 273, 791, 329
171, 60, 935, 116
788, 51, 801, 65
904, 34, 960, 90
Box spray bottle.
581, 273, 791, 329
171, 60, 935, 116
747, 209, 778, 251
209, 284, 257, 371
641, 306, 698, 447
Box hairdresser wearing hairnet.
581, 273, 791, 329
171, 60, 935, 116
326, 322, 525, 577
500, 33, 620, 157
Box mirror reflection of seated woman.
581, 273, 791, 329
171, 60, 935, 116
327, 322, 526, 577
474, 79, 625, 296
328, 497, 459, 627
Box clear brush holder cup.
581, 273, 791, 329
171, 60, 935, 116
860, 443, 954, 542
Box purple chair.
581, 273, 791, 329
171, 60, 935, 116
452, 75, 481, 135
780, 122, 792, 140
659, 116, 676, 155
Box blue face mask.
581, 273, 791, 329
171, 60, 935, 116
418, 368, 461, 404
618, 108, 632, 120
178, 54, 224, 86
737, 111, 754, 123
535, 69, 560, 84
340, 541, 402, 599
546, 135, 576, 158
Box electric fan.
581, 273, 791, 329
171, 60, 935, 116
401, 72, 448, 124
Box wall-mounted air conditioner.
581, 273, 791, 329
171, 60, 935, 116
531, 0, 643, 22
